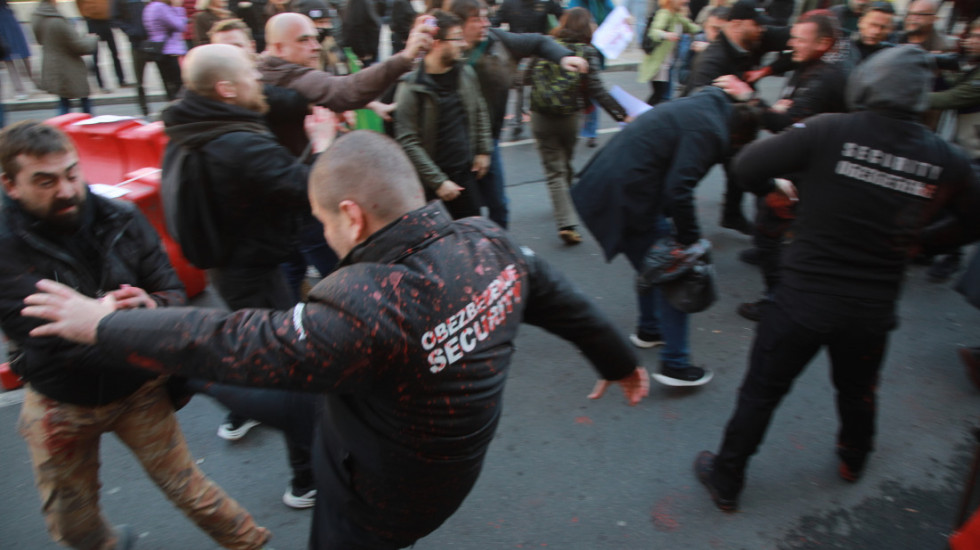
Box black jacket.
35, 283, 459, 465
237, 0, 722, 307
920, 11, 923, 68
494, 0, 562, 34
682, 26, 790, 96
0, 193, 185, 406
734, 46, 980, 303
759, 58, 846, 132
95, 200, 637, 546
161, 92, 313, 268
572, 87, 733, 262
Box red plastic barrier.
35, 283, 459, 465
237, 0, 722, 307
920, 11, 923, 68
117, 121, 168, 174
44, 112, 92, 130
951, 507, 980, 549
0, 362, 22, 391
89, 170, 208, 298
62, 116, 144, 185
113, 168, 167, 237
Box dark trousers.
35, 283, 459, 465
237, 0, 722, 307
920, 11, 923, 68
129, 44, 151, 116
85, 18, 126, 88
154, 54, 182, 101
722, 158, 746, 223
712, 285, 892, 497
752, 193, 796, 292
186, 380, 318, 491
205, 265, 315, 490
439, 166, 483, 220
646, 80, 670, 106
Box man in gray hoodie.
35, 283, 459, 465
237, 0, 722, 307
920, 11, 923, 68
694, 45, 980, 513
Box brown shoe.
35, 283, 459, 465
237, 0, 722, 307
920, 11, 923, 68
958, 346, 980, 391
558, 229, 582, 245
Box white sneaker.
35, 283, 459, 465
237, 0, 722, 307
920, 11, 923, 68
283, 487, 316, 509
217, 419, 260, 441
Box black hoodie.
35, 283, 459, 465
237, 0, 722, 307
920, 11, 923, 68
161, 91, 312, 268
734, 45, 980, 302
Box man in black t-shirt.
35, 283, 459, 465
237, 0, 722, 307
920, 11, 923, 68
394, 10, 492, 220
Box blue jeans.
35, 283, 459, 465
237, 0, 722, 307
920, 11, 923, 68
630, 217, 690, 368
476, 140, 509, 228
580, 104, 599, 138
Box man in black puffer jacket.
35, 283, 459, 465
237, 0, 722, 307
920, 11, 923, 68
0, 121, 270, 549
24, 130, 650, 550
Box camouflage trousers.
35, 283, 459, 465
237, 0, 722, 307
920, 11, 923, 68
18, 378, 271, 550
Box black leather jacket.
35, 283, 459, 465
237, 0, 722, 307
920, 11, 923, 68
0, 192, 185, 406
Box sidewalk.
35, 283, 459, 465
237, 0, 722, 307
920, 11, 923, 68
1, 16, 642, 114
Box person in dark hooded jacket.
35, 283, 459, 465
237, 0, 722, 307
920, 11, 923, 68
694, 45, 980, 514
571, 86, 759, 388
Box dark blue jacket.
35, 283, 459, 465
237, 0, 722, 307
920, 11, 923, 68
572, 87, 732, 264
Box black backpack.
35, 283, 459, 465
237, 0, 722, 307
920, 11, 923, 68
160, 146, 234, 269
641, 13, 659, 55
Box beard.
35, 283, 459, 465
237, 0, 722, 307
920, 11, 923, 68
243, 91, 270, 115
40, 193, 86, 232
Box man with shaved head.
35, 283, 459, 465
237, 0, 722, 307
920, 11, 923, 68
897, 0, 955, 53
23, 129, 650, 549
160, 43, 336, 509
258, 11, 431, 111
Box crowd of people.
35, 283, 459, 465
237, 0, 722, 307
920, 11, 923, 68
2, 0, 980, 548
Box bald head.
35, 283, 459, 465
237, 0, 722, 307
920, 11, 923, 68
265, 13, 322, 67
183, 44, 253, 98
310, 131, 425, 222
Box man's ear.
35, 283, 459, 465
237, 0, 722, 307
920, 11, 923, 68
1, 173, 18, 199
215, 79, 237, 100
338, 199, 368, 245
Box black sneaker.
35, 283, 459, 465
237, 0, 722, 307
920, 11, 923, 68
836, 445, 867, 483
653, 364, 713, 387
736, 300, 763, 322
629, 330, 664, 349
694, 451, 738, 512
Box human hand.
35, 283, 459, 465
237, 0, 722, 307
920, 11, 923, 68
436, 180, 463, 201
171, 0, 184, 7
771, 99, 792, 114
402, 16, 436, 59
691, 40, 709, 52
305, 106, 339, 153
22, 279, 115, 345
560, 56, 589, 74
663, 31, 680, 42
107, 284, 157, 310
587, 367, 650, 406
712, 74, 753, 102
471, 154, 490, 179
623, 115, 635, 124
367, 100, 396, 122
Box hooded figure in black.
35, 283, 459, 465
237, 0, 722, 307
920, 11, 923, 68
695, 45, 980, 513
